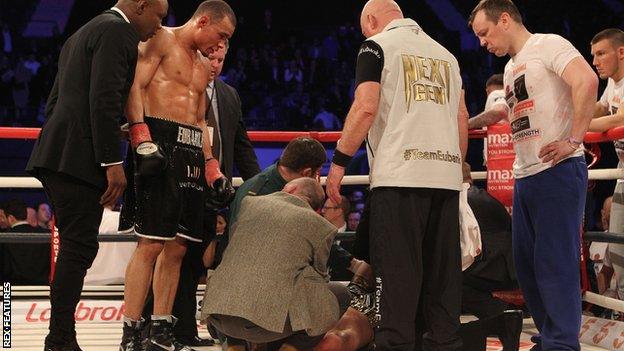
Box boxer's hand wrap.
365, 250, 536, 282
205, 158, 224, 184
205, 158, 235, 209
129, 122, 167, 176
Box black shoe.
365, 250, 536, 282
44, 344, 72, 351
176, 335, 215, 347
499, 310, 523, 351
44, 343, 73, 351
207, 323, 226, 344
68, 339, 83, 351
44, 335, 82, 351
120, 318, 146, 351
147, 316, 196, 351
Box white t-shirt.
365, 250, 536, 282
598, 77, 624, 164
483, 89, 509, 163
503, 33, 584, 178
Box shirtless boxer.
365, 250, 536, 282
118, 1, 236, 350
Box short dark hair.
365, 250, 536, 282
280, 137, 327, 172
4, 199, 27, 221
486, 73, 504, 88
192, 0, 236, 27
591, 28, 624, 47
469, 0, 522, 27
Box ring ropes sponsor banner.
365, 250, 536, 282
12, 296, 205, 324
12, 300, 126, 324
486, 123, 515, 214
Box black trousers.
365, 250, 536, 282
39, 169, 103, 344
461, 275, 515, 319
142, 210, 215, 338
370, 187, 462, 351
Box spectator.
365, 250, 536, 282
37, 202, 52, 229
321, 195, 350, 232
2, 23, 12, 54
322, 195, 359, 281
353, 202, 365, 213
322, 31, 339, 61
283, 59, 304, 86
347, 211, 361, 231
0, 206, 8, 230
313, 97, 342, 130
590, 196, 615, 297
11, 55, 32, 124
26, 206, 38, 227
349, 190, 364, 203
1, 198, 50, 285
23, 53, 41, 75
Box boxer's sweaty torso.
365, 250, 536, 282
141, 27, 210, 126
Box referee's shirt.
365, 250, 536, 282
357, 18, 463, 191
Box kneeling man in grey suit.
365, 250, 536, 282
201, 177, 345, 350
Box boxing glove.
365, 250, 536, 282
129, 122, 167, 176
205, 158, 235, 209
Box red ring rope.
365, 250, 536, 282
1, 127, 624, 143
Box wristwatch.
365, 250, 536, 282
567, 136, 582, 149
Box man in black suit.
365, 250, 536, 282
25, 1, 168, 350
171, 40, 260, 346
1, 199, 50, 285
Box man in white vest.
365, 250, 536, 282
326, 0, 468, 349
470, 0, 598, 349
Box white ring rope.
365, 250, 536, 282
583, 292, 624, 313
0, 167, 623, 189
3, 168, 624, 311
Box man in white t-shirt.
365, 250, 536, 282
470, 0, 598, 350
587, 28, 624, 302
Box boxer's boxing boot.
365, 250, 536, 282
147, 316, 196, 351
119, 318, 146, 351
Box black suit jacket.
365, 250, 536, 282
26, 10, 140, 189
1, 224, 51, 285
213, 79, 260, 181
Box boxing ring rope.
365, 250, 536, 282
3, 126, 624, 314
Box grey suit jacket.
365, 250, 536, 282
202, 192, 339, 336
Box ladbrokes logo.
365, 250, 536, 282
401, 54, 452, 112
24, 302, 125, 322
403, 148, 460, 164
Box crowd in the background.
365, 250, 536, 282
0, 198, 52, 231
2, 1, 623, 130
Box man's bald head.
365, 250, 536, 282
116, 0, 168, 42
360, 0, 403, 38
283, 178, 325, 211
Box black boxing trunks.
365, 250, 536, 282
123, 116, 206, 242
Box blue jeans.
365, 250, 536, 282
512, 157, 587, 351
